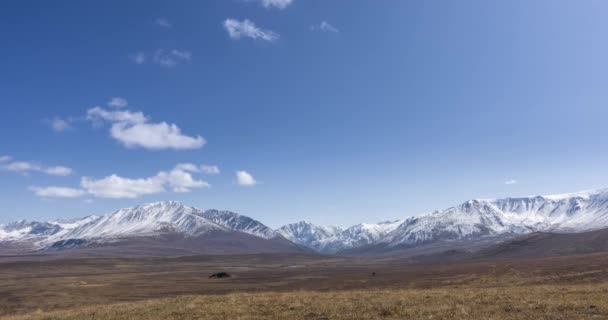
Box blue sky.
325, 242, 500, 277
2, 0, 608, 227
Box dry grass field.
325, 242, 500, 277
3, 285, 608, 320
1, 253, 608, 319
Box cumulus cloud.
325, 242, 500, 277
29, 186, 86, 198
80, 164, 210, 198
310, 21, 339, 33
153, 49, 192, 67
259, 0, 293, 9
87, 106, 205, 150
81, 175, 165, 199
155, 17, 172, 28
108, 97, 128, 108
236, 170, 257, 186
504, 180, 517, 185
224, 19, 279, 42
0, 157, 73, 176
129, 52, 146, 65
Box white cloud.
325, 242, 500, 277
175, 163, 201, 173
153, 49, 192, 67
504, 180, 517, 185
81, 164, 210, 198
157, 167, 209, 193
311, 21, 339, 33
175, 163, 219, 174
43, 166, 73, 176
155, 17, 172, 28
87, 106, 205, 150
49, 117, 72, 132
224, 19, 279, 42
201, 165, 220, 174
87, 107, 146, 124
0, 158, 73, 176
236, 170, 257, 186
260, 0, 293, 9
129, 52, 146, 65
108, 97, 128, 108
81, 175, 165, 199
4, 161, 39, 172
29, 186, 85, 198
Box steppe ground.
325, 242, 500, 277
1, 253, 608, 319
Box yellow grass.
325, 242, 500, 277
3, 284, 608, 320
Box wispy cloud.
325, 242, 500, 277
130, 49, 191, 67
80, 164, 210, 198
153, 49, 192, 67
87, 106, 205, 150
201, 165, 220, 174
504, 180, 517, 185
310, 21, 339, 33
108, 97, 128, 108
0, 157, 73, 176
29, 186, 86, 198
155, 17, 172, 28
259, 0, 293, 9
236, 170, 257, 186
224, 19, 279, 42
48, 117, 73, 132
129, 52, 146, 65
44, 166, 73, 176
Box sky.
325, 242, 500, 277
2, 0, 608, 228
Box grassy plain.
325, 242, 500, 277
1, 253, 608, 319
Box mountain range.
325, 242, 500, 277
2, 188, 608, 257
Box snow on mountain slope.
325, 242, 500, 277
0, 221, 62, 241
4, 188, 608, 254
276, 189, 608, 253
2, 202, 285, 251
276, 220, 402, 253
51, 201, 226, 243
48, 215, 100, 230
276, 221, 344, 253
381, 188, 608, 247
199, 210, 278, 239
340, 220, 403, 248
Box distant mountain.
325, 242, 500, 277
276, 221, 344, 253
199, 209, 278, 239
4, 188, 608, 257
276, 220, 402, 253
276, 189, 608, 254
0, 201, 308, 256
0, 220, 62, 241
380, 189, 608, 249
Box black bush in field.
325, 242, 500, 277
209, 272, 231, 279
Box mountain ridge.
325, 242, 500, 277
3, 188, 608, 255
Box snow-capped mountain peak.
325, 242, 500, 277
4, 188, 608, 255
199, 209, 278, 239
380, 189, 608, 248
0, 201, 284, 250
51, 201, 225, 242
276, 220, 402, 253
